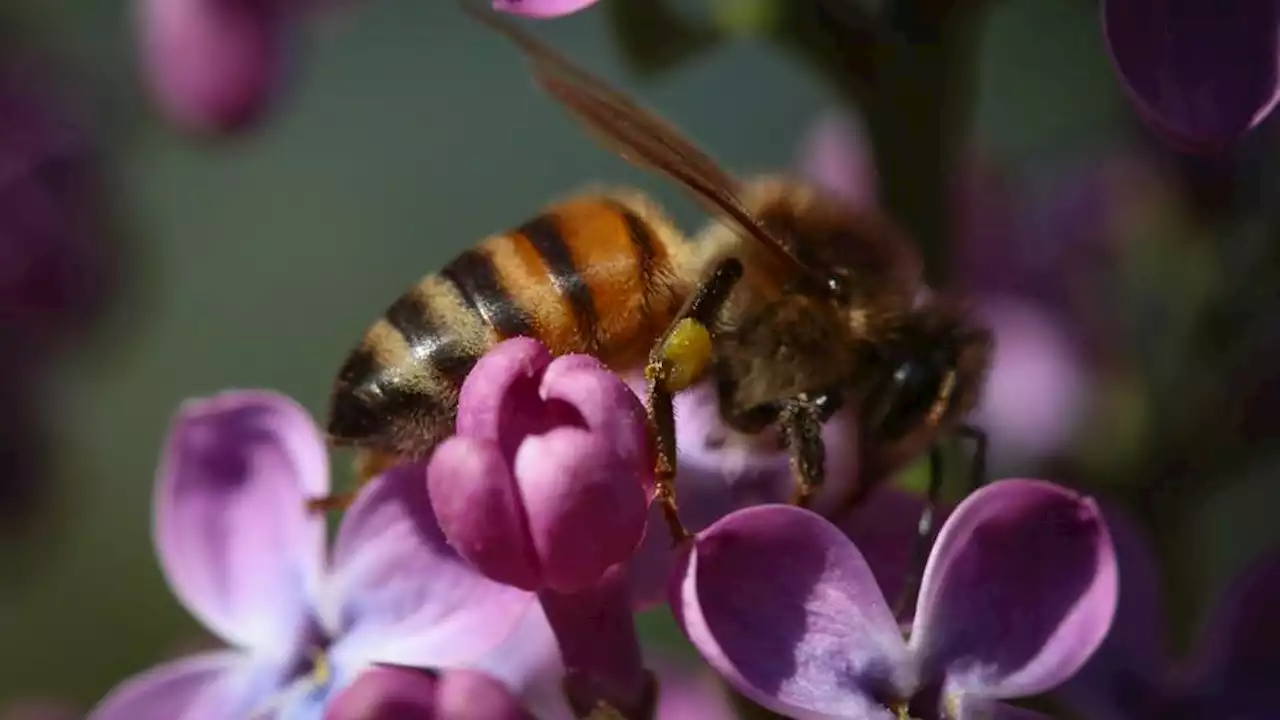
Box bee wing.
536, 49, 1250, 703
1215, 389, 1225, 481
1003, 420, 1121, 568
462, 1, 828, 287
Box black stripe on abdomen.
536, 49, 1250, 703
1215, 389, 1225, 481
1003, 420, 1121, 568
383, 290, 480, 381
610, 201, 658, 295
440, 249, 535, 340
518, 213, 599, 349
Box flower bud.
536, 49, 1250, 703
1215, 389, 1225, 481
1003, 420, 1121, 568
138, 0, 297, 135
428, 337, 651, 594
324, 666, 534, 720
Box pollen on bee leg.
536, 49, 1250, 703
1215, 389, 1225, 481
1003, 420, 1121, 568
656, 318, 713, 393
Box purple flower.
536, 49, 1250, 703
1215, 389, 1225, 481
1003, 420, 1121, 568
429, 337, 654, 717
323, 666, 536, 720
673, 479, 1119, 718
1062, 507, 1280, 719
137, 0, 303, 136
0, 58, 113, 349
428, 337, 651, 593
491, 0, 603, 19
621, 376, 863, 609
89, 390, 536, 719
1102, 0, 1280, 152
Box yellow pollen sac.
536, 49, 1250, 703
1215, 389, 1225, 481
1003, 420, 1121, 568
658, 318, 713, 393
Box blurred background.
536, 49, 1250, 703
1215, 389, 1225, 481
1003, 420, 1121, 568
1, 0, 1278, 715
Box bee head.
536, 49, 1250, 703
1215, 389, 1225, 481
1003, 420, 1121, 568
863, 302, 994, 440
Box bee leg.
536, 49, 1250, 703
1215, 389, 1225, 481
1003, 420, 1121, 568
306, 449, 402, 514
780, 392, 842, 507
645, 257, 745, 542
957, 424, 988, 491
893, 444, 946, 618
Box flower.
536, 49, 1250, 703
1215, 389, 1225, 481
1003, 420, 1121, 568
89, 390, 536, 719
1101, 0, 1280, 152
672, 479, 1119, 719
1061, 507, 1280, 719
623, 376, 862, 609
0, 57, 113, 350
137, 0, 303, 135
428, 336, 651, 594
428, 337, 654, 717
323, 667, 535, 720
491, 0, 603, 19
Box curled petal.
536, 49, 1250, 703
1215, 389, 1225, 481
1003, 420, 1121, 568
138, 0, 296, 135
514, 427, 648, 593
87, 651, 273, 720
455, 337, 563, 461
323, 666, 536, 720
155, 390, 327, 653
1103, 0, 1280, 151
325, 464, 536, 672
491, 0, 602, 19
541, 354, 651, 491
428, 436, 543, 591
1184, 552, 1280, 715
910, 479, 1118, 700
673, 505, 908, 719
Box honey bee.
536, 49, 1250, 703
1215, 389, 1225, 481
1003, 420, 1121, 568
312, 3, 994, 558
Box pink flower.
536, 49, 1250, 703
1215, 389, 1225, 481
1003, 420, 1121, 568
491, 0, 603, 19
89, 390, 539, 719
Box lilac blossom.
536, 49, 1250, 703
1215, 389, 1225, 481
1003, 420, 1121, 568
1101, 0, 1280, 152
673, 479, 1119, 719
324, 666, 536, 720
89, 390, 537, 719
1062, 507, 1280, 719
1, 58, 112, 350
137, 0, 305, 135
428, 337, 653, 717
621, 375, 863, 609
491, 0, 603, 19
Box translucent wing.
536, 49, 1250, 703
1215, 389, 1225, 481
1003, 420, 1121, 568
462, 1, 830, 287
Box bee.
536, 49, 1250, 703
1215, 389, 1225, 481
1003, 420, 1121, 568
312, 2, 994, 558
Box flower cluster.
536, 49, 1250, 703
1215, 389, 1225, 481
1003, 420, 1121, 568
89, 335, 1123, 719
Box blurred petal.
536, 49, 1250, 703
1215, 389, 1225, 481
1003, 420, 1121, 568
835, 488, 952, 619
466, 605, 572, 720
492, 0, 602, 19
514, 427, 648, 593
323, 666, 438, 720
973, 298, 1088, 465
155, 390, 327, 653
652, 658, 737, 720
1103, 0, 1280, 151
1183, 552, 1280, 716
326, 464, 536, 672
436, 670, 537, 719
428, 436, 543, 591
88, 651, 276, 720
796, 111, 877, 208
139, 0, 295, 135
1058, 504, 1168, 720
673, 505, 907, 719
910, 479, 1118, 699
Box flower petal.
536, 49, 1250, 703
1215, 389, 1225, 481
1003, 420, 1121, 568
491, 0, 602, 19
87, 651, 276, 720
835, 488, 952, 620
672, 505, 908, 719
1058, 504, 1168, 720
465, 605, 573, 720
1103, 0, 1280, 151
909, 479, 1118, 699
155, 390, 327, 652
325, 463, 536, 672
428, 436, 542, 591
455, 337, 559, 462
541, 354, 651, 489
1183, 552, 1280, 716
138, 0, 295, 135
514, 427, 649, 593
